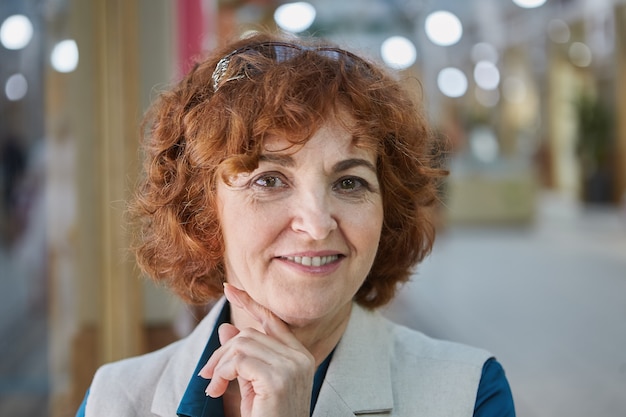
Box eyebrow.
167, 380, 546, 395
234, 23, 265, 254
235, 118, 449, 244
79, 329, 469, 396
258, 154, 295, 167
258, 154, 377, 174
333, 158, 377, 174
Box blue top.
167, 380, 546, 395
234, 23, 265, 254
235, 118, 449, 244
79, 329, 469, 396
77, 303, 515, 417
176, 304, 333, 417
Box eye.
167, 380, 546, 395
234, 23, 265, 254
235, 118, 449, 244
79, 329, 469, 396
334, 176, 368, 193
252, 173, 287, 189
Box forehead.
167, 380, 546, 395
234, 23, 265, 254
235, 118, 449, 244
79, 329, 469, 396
261, 116, 375, 164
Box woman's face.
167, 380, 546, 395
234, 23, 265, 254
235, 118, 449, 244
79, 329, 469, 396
216, 114, 383, 327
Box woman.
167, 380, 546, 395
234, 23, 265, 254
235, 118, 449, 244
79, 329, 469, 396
79, 32, 515, 416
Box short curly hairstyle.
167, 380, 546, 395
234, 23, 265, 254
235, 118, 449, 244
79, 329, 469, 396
131, 31, 445, 309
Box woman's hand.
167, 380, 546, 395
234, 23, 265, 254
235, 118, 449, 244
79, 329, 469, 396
199, 284, 316, 417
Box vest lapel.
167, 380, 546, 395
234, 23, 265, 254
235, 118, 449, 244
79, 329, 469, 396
313, 304, 394, 416
150, 298, 226, 416
148, 300, 394, 416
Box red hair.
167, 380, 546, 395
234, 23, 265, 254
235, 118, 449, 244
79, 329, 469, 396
131, 32, 445, 308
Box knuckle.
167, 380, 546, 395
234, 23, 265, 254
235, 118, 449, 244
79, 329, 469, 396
237, 328, 259, 339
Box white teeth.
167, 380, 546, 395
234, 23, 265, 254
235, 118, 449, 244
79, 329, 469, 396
284, 255, 339, 266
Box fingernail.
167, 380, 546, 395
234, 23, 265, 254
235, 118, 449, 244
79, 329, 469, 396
223, 283, 243, 308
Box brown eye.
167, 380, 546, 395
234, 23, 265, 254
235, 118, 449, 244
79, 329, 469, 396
334, 176, 368, 193
340, 178, 357, 190
253, 174, 286, 188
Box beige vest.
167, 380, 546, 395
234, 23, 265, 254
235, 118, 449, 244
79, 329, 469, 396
86, 299, 491, 416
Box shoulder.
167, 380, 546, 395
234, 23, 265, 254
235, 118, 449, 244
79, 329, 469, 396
84, 299, 227, 416
373, 310, 516, 416
389, 319, 492, 366
354, 305, 492, 369
383, 316, 491, 386
93, 340, 183, 385
86, 340, 184, 415
347, 306, 493, 416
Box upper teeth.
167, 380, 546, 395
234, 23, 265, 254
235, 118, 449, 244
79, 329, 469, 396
284, 255, 339, 266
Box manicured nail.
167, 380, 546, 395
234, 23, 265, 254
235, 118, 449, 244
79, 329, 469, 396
223, 283, 243, 308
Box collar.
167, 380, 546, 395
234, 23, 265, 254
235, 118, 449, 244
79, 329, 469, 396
312, 304, 394, 416
176, 302, 231, 416
151, 298, 228, 416
148, 300, 394, 417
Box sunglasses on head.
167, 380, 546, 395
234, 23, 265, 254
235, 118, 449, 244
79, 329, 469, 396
211, 41, 375, 92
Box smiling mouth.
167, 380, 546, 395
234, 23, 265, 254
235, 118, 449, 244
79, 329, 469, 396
281, 255, 341, 267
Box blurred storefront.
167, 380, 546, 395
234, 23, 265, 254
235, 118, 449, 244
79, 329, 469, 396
0, 0, 625, 415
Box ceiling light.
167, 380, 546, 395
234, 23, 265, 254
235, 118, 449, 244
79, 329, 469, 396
512, 0, 547, 9
425, 11, 463, 46
5, 73, 28, 101
381, 36, 417, 70
274, 2, 316, 33
0, 15, 33, 50
51, 39, 79, 73
569, 42, 592, 68
474, 61, 500, 90
437, 67, 467, 98
548, 19, 570, 44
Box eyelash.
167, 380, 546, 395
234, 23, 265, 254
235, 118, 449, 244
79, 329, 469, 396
252, 173, 288, 189
333, 176, 370, 193
250, 173, 371, 194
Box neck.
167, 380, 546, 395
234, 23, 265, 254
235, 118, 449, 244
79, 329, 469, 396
230, 302, 352, 366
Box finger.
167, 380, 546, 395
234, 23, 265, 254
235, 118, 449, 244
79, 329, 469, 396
205, 371, 231, 398
206, 354, 285, 399
197, 324, 239, 379
200, 323, 311, 382
224, 283, 292, 340
218, 323, 240, 345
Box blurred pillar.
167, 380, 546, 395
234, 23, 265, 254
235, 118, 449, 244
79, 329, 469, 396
615, 4, 626, 202
93, 0, 144, 363
546, 45, 578, 196
499, 46, 540, 158
546, 21, 593, 198
46, 9, 80, 417
50, 1, 220, 415
52, 0, 145, 414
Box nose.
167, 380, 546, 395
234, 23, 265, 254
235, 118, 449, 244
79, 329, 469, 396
290, 188, 338, 240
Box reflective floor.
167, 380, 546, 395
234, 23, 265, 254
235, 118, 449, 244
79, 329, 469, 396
1, 192, 625, 416
385, 193, 626, 417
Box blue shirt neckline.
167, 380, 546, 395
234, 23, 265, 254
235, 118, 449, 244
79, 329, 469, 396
176, 302, 333, 417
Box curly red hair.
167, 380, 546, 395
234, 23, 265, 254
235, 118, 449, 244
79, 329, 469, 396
131, 32, 445, 308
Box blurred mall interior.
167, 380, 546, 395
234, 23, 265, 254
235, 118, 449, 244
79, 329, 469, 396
0, 0, 625, 416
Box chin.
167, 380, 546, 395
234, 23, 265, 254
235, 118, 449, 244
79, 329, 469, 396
271, 299, 350, 328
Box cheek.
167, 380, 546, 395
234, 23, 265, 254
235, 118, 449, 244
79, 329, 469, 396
218, 192, 286, 257
344, 203, 384, 251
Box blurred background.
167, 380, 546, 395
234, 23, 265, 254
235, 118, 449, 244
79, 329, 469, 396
0, 0, 625, 416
